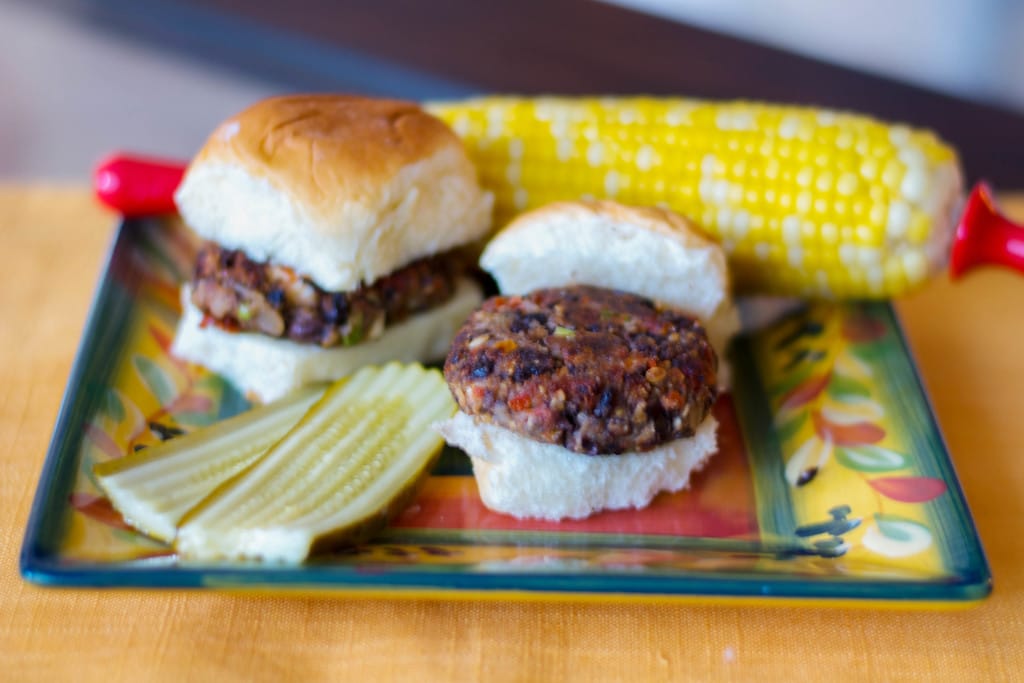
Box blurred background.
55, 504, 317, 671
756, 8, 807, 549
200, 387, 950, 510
611, 0, 1024, 113
1, 0, 1022, 181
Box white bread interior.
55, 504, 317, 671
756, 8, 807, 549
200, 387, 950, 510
174, 94, 493, 292
172, 278, 481, 403
480, 200, 739, 376
435, 412, 718, 521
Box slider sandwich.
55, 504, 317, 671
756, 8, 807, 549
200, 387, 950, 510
172, 94, 493, 401
436, 201, 738, 520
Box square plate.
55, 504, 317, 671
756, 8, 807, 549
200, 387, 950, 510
20, 218, 991, 604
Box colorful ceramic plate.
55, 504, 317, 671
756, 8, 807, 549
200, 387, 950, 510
21, 218, 991, 604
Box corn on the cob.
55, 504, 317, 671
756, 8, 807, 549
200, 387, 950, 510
427, 97, 963, 298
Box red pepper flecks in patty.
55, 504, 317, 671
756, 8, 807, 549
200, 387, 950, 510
190, 242, 464, 347
443, 285, 718, 455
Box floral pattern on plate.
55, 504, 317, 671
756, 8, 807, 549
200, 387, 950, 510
21, 217, 990, 602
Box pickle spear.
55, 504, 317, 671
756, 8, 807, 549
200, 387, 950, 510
94, 385, 326, 542
175, 363, 455, 563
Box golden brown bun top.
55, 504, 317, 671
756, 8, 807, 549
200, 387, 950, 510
194, 94, 463, 205
502, 199, 720, 245
175, 94, 494, 292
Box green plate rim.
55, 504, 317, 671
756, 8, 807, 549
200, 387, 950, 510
20, 219, 992, 603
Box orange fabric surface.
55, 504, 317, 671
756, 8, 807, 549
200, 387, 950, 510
2, 186, 1022, 681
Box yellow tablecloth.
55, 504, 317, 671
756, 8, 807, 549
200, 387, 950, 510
2, 187, 1022, 681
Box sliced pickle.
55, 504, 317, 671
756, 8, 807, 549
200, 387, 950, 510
175, 363, 455, 563
94, 386, 326, 542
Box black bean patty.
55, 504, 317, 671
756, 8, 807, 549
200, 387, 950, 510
444, 285, 718, 455
190, 243, 463, 347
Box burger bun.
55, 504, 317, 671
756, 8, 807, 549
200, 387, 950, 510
174, 94, 493, 292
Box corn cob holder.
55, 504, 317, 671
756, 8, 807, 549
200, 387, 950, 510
94, 96, 1024, 299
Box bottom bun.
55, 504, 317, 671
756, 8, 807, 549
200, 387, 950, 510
172, 277, 482, 402
435, 412, 718, 521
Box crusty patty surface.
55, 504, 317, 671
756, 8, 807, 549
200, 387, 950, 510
444, 285, 718, 455
190, 243, 461, 347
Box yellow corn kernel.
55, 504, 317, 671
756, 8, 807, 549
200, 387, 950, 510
427, 96, 963, 298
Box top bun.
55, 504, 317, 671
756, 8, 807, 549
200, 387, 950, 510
174, 94, 493, 292
480, 200, 739, 360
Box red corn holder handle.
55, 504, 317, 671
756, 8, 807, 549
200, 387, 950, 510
93, 153, 186, 218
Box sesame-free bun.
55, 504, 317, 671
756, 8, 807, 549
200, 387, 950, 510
480, 200, 739, 370
174, 94, 493, 292
172, 278, 482, 403
435, 412, 717, 521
